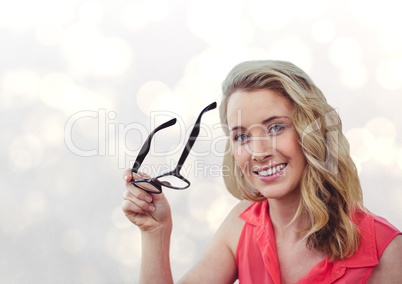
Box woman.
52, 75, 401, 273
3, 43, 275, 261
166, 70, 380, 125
122, 60, 402, 283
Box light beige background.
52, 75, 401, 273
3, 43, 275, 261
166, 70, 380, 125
1, 0, 401, 282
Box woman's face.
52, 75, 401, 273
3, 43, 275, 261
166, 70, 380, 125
227, 89, 306, 201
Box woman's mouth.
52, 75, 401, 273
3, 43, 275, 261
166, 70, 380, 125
254, 163, 287, 177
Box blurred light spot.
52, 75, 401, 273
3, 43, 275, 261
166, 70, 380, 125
39, 72, 116, 113
350, 0, 378, 26
120, 0, 170, 31
389, 188, 402, 216
0, 184, 17, 236
0, 91, 14, 111
188, 182, 220, 223
328, 37, 362, 70
1, 69, 41, 105
23, 191, 48, 221
0, 0, 39, 33
206, 195, 236, 231
365, 117, 397, 166
187, 181, 238, 233
311, 19, 336, 44
35, 20, 64, 46
106, 228, 140, 266
249, 0, 323, 30
9, 135, 44, 173
136, 81, 186, 115
38, 113, 66, 146
39, 160, 80, 201
60, 229, 86, 254
248, 0, 291, 31
268, 37, 312, 73
379, 30, 402, 55
350, 155, 362, 175
350, 0, 402, 31
60, 25, 134, 78
79, 1, 103, 27
179, 50, 226, 96
373, 143, 398, 167
365, 117, 396, 144
346, 128, 375, 163
397, 148, 402, 171
0, 0, 74, 34
187, 0, 254, 47
376, 58, 402, 90
111, 207, 132, 230
182, 47, 270, 89
339, 63, 368, 89
39, 72, 75, 109
10, 148, 33, 172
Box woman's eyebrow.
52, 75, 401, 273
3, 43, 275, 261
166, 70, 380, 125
229, 116, 290, 132
229, 125, 246, 133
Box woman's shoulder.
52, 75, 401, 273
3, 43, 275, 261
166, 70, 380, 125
370, 212, 401, 237
356, 210, 401, 250
215, 200, 254, 253
219, 199, 253, 229
354, 210, 402, 282
230, 199, 255, 215
367, 234, 402, 283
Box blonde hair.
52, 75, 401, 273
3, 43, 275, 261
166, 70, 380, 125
220, 60, 364, 261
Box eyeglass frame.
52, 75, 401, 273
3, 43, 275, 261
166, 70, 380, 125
131, 102, 217, 194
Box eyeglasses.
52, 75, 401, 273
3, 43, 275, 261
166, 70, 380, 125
131, 102, 217, 194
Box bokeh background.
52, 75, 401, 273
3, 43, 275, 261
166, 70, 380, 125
1, 0, 402, 282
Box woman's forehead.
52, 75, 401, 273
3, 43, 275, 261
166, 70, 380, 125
226, 89, 293, 126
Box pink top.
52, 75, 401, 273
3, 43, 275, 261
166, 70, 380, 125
236, 200, 401, 283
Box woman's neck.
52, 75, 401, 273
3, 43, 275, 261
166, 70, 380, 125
268, 195, 307, 242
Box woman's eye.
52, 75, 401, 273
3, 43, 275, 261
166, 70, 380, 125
268, 124, 285, 134
233, 133, 249, 142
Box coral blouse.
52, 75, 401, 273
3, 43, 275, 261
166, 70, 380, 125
236, 200, 401, 283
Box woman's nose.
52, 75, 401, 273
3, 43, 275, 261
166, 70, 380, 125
248, 136, 276, 161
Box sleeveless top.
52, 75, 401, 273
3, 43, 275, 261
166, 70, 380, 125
236, 200, 401, 283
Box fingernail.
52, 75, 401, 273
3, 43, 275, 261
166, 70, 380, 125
144, 196, 152, 203
124, 175, 128, 181
148, 205, 155, 212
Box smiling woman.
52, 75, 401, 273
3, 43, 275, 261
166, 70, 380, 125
122, 60, 402, 284
226, 89, 306, 203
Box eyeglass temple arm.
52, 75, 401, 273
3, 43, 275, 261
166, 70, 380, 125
131, 118, 177, 173
175, 102, 217, 171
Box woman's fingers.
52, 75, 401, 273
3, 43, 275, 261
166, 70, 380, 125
121, 168, 172, 231
122, 189, 155, 213
127, 176, 155, 201
126, 171, 162, 196
122, 170, 160, 215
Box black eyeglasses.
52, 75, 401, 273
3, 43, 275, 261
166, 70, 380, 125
131, 102, 217, 194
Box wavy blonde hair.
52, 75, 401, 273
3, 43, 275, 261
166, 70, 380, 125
220, 60, 364, 261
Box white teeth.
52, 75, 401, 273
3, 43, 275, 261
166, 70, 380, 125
257, 164, 286, 176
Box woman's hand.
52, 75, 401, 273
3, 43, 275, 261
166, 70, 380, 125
122, 168, 172, 233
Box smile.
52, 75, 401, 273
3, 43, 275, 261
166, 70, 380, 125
254, 163, 287, 177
